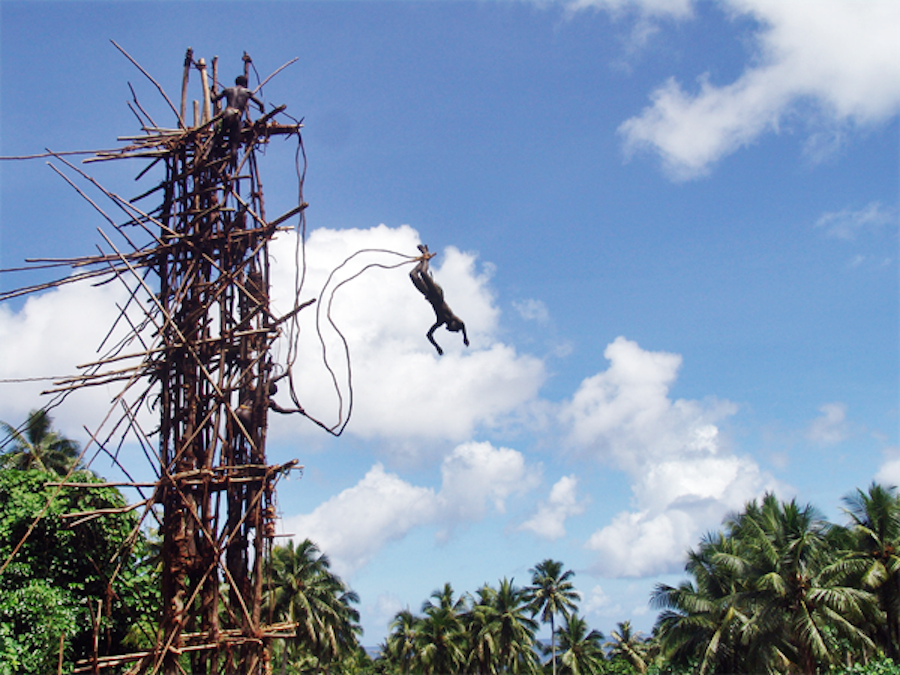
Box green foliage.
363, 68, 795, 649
834, 657, 900, 675
652, 489, 900, 675
605, 621, 648, 674
0, 468, 158, 674
266, 539, 362, 674
0, 409, 81, 475
552, 613, 605, 675
606, 656, 652, 675
0, 580, 78, 675
467, 578, 540, 675
840, 484, 900, 661
525, 559, 580, 675
644, 658, 697, 675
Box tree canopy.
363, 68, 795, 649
2, 408, 898, 675
0, 468, 156, 674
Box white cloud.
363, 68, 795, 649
267, 227, 546, 445
877, 460, 900, 487
561, 336, 736, 471
438, 441, 539, 521
1, 224, 545, 456
805, 402, 849, 445
371, 592, 405, 632
283, 463, 439, 576
565, 0, 690, 59
607, 1, 900, 178
816, 202, 898, 240
519, 475, 588, 540
875, 449, 900, 488
513, 299, 550, 323
0, 276, 152, 444
582, 584, 611, 613
283, 442, 539, 576
560, 337, 776, 577
586, 453, 772, 576
0, 225, 785, 586
582, 584, 622, 618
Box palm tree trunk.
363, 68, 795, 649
887, 578, 900, 661
800, 644, 817, 675
551, 614, 556, 675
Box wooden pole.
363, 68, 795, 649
212, 56, 220, 115
180, 47, 192, 127
198, 58, 211, 124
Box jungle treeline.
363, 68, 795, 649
1, 410, 899, 674
267, 484, 900, 675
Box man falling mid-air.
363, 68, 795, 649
410, 244, 469, 356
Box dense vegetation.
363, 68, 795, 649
243, 484, 900, 675
0, 411, 157, 674
1, 410, 898, 674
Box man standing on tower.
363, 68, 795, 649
214, 75, 265, 159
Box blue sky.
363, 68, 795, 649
1, 0, 898, 646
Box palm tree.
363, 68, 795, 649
652, 533, 751, 675
384, 608, 419, 675
1, 409, 80, 475
467, 584, 499, 675
467, 579, 539, 675
605, 621, 648, 674
416, 583, 468, 675
840, 482, 900, 660
654, 495, 879, 675
265, 539, 361, 673
552, 613, 605, 675
423, 581, 468, 615
524, 559, 579, 675
728, 493, 876, 674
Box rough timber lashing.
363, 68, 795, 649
142, 53, 303, 675
69, 49, 305, 674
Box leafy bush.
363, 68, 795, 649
835, 658, 900, 675
0, 468, 158, 674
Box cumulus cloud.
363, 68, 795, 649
282, 463, 438, 576
561, 337, 735, 470
560, 337, 776, 577
438, 441, 539, 523
519, 475, 588, 540
605, 1, 900, 178
1, 225, 545, 456
875, 449, 900, 487
0, 278, 149, 442
816, 202, 898, 240
283, 442, 538, 576
1, 225, 783, 586
586, 452, 772, 576
267, 226, 546, 445
806, 402, 849, 445
582, 584, 611, 613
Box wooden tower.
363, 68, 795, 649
1, 48, 309, 674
